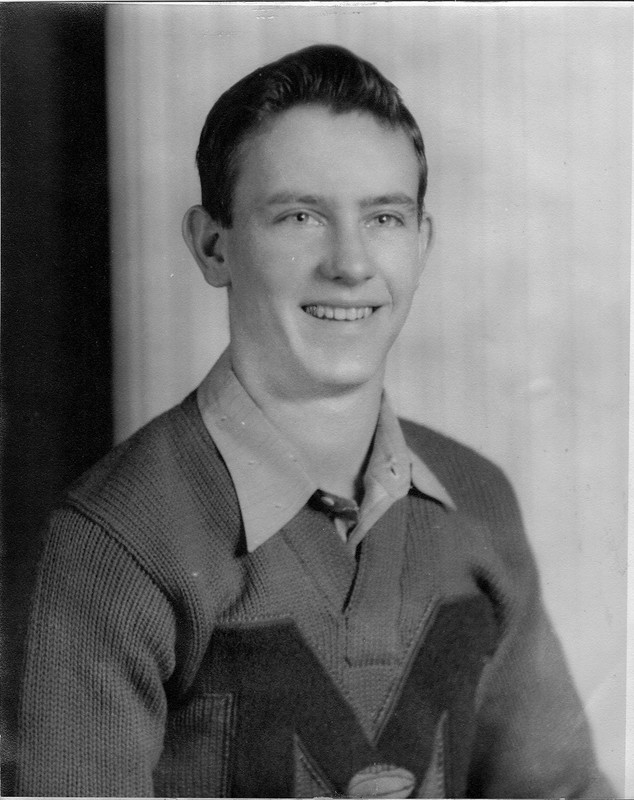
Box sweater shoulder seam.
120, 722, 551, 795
52, 497, 176, 608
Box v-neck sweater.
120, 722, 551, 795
15, 393, 611, 798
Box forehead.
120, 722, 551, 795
232, 105, 419, 209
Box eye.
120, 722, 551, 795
281, 211, 322, 226
368, 213, 404, 228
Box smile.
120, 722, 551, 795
302, 305, 376, 321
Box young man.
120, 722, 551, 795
16, 45, 612, 798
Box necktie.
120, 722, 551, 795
310, 488, 359, 533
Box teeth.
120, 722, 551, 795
304, 305, 374, 321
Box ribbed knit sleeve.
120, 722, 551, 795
401, 420, 613, 798
461, 463, 611, 798
15, 506, 177, 797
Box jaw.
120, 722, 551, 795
229, 301, 398, 398
292, 306, 395, 388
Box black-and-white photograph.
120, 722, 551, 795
1, 3, 630, 797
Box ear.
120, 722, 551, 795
417, 212, 434, 278
182, 205, 231, 287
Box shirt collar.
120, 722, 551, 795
197, 349, 454, 552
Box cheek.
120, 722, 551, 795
385, 247, 422, 302
228, 259, 293, 329
227, 243, 273, 305
233, 251, 313, 313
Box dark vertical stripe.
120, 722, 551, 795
1, 3, 111, 782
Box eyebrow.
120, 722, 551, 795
266, 193, 324, 206
359, 194, 417, 211
265, 192, 417, 210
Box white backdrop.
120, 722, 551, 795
107, 4, 630, 793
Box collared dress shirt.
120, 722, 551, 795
197, 348, 455, 553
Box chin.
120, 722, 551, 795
303, 358, 383, 393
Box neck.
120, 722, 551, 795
232, 362, 384, 502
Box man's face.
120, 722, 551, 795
221, 104, 430, 398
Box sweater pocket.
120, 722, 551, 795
153, 691, 235, 797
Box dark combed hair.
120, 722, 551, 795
196, 44, 428, 227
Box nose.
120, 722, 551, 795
319, 224, 376, 285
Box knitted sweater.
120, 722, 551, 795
15, 393, 610, 798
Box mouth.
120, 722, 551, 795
302, 305, 377, 321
